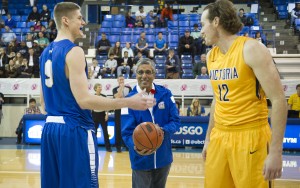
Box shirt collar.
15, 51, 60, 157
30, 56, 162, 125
136, 83, 155, 95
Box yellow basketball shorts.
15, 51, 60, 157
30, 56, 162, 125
205, 123, 273, 188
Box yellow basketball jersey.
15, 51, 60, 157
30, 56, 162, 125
207, 36, 268, 126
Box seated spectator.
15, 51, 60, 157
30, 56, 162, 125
117, 51, 131, 77
122, 42, 134, 58
89, 58, 101, 79
13, 52, 23, 67
1, 26, 16, 47
160, 3, 173, 27
32, 40, 42, 56
238, 8, 247, 26
0, 48, 8, 78
254, 31, 265, 44
4, 13, 16, 28
178, 30, 195, 58
27, 48, 39, 78
17, 58, 33, 78
191, 24, 201, 40
29, 26, 38, 39
25, 33, 34, 48
145, 10, 157, 28
16, 98, 41, 144
196, 66, 209, 79
27, 6, 40, 22
125, 12, 135, 28
154, 32, 167, 56
46, 19, 56, 32
191, 24, 206, 55
290, 3, 300, 28
17, 41, 29, 57
37, 31, 49, 49
187, 98, 205, 116
108, 41, 122, 60
132, 51, 143, 74
101, 53, 117, 76
39, 4, 51, 22
7, 41, 17, 54
288, 84, 300, 118
49, 28, 57, 42
165, 49, 180, 79
96, 33, 111, 55
34, 20, 42, 31
135, 6, 147, 20
135, 16, 144, 28
135, 32, 149, 57
193, 53, 207, 77
7, 51, 16, 62
5, 59, 19, 78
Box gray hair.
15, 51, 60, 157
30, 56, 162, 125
136, 58, 156, 73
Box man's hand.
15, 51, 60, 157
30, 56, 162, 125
201, 140, 210, 161
127, 92, 156, 110
263, 152, 282, 180
134, 146, 155, 156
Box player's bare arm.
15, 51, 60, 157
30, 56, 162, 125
66, 47, 154, 111
244, 39, 287, 180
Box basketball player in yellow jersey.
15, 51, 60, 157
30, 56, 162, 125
200, 1, 287, 188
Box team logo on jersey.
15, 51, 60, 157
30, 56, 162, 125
200, 84, 207, 91
31, 84, 38, 90
180, 84, 187, 91
13, 84, 19, 90
158, 101, 165, 109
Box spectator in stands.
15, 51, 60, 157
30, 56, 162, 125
29, 26, 38, 39
97, 33, 111, 55
89, 58, 101, 79
135, 16, 144, 28
178, 30, 195, 58
27, 6, 40, 22
135, 32, 149, 57
165, 49, 180, 79
125, 12, 136, 28
37, 31, 49, 49
40, 4, 51, 22
49, 28, 57, 42
13, 52, 23, 67
27, 48, 39, 78
122, 42, 134, 58
34, 20, 42, 31
160, 3, 173, 27
135, 6, 147, 20
117, 51, 131, 77
287, 84, 300, 118
102, 53, 117, 76
193, 53, 207, 78
25, 33, 34, 48
4, 13, 16, 28
132, 51, 143, 75
154, 32, 167, 56
32, 40, 42, 56
17, 41, 29, 57
0, 48, 8, 78
108, 41, 122, 60
16, 98, 41, 144
145, 10, 157, 28
17, 58, 33, 78
5, 59, 19, 78
7, 52, 16, 62
238, 8, 247, 25
47, 19, 56, 31
7, 41, 17, 54
254, 31, 265, 44
196, 66, 209, 79
290, 3, 300, 28
1, 26, 16, 47
187, 98, 205, 116
191, 24, 206, 55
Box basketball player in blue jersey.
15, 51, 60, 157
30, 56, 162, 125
39, 2, 155, 188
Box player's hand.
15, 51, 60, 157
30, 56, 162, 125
134, 146, 155, 156
127, 92, 156, 110
201, 140, 210, 162
263, 153, 282, 180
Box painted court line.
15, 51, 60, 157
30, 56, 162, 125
0, 171, 299, 182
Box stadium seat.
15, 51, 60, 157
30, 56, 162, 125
108, 35, 120, 44
182, 73, 194, 79
16, 22, 27, 28
172, 14, 178, 21
155, 28, 167, 34
99, 28, 110, 34
27, 22, 35, 27
120, 35, 132, 44
179, 21, 189, 28
121, 28, 133, 35
178, 14, 188, 21
111, 28, 121, 35
101, 21, 112, 28
156, 69, 166, 74
113, 21, 124, 28
114, 14, 125, 21
103, 74, 116, 78
156, 74, 165, 79
168, 21, 178, 28
21, 28, 31, 33
181, 63, 193, 69
21, 16, 28, 22
103, 15, 114, 22
11, 15, 20, 22
189, 20, 200, 27
146, 35, 155, 42
189, 14, 199, 21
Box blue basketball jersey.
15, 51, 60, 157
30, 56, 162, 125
40, 39, 94, 129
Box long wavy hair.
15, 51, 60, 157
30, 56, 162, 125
189, 98, 202, 116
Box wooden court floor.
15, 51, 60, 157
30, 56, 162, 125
0, 147, 300, 188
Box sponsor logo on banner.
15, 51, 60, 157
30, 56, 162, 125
282, 160, 297, 168
31, 84, 38, 90
171, 139, 182, 144
283, 137, 297, 143
13, 83, 19, 90
174, 126, 203, 135
28, 125, 43, 139
88, 83, 93, 90
105, 84, 111, 91
200, 84, 207, 91
180, 84, 187, 91
283, 85, 288, 92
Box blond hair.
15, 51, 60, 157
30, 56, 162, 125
189, 98, 202, 116
53, 2, 80, 30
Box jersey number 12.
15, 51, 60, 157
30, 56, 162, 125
218, 84, 229, 101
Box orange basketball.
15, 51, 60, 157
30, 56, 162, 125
133, 122, 164, 151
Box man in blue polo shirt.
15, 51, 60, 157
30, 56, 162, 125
153, 32, 167, 56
